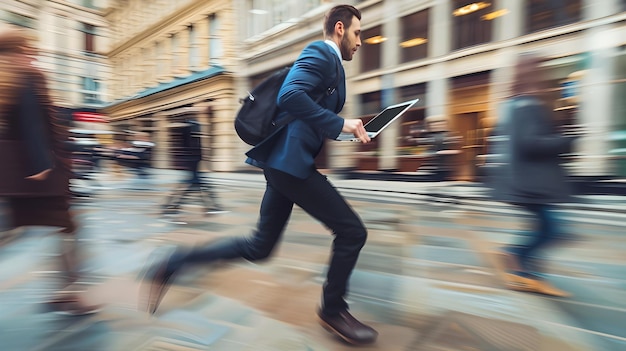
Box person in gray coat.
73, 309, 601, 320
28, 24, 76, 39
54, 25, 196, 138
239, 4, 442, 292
489, 53, 581, 297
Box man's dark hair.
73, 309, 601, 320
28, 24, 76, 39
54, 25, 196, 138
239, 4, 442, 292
324, 5, 361, 37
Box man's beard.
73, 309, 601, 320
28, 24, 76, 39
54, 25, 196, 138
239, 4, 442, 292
340, 36, 352, 61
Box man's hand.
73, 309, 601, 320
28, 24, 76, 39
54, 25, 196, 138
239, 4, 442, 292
26, 168, 52, 181
342, 119, 371, 143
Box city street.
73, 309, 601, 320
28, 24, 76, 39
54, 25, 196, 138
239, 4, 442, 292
0, 170, 624, 351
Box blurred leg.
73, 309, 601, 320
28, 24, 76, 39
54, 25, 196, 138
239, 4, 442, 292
48, 213, 103, 314
144, 182, 293, 313
504, 203, 570, 297
58, 224, 80, 285
181, 182, 293, 265
513, 203, 559, 273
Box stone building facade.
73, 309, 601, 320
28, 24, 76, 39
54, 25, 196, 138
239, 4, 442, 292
238, 0, 626, 180
0, 0, 110, 112
102, 0, 244, 171
96, 0, 626, 178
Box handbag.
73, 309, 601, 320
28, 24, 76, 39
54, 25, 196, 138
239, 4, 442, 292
0, 140, 69, 197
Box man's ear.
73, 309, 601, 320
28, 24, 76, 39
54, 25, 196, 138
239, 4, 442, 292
334, 21, 344, 37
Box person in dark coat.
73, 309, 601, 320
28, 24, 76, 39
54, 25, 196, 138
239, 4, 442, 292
160, 120, 224, 223
489, 53, 581, 297
0, 27, 100, 315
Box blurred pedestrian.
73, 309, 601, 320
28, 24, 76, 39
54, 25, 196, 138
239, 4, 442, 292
69, 136, 103, 191
142, 4, 378, 345
160, 120, 225, 224
0, 27, 100, 315
425, 116, 461, 181
489, 53, 582, 297
116, 131, 154, 187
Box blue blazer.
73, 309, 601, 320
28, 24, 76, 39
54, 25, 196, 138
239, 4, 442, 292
246, 41, 346, 179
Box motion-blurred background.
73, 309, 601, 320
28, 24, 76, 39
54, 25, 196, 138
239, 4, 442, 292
1, 0, 625, 188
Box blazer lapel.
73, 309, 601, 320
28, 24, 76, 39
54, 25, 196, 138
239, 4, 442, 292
329, 51, 346, 113
338, 64, 345, 112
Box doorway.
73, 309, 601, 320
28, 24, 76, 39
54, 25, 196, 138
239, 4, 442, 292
454, 112, 482, 181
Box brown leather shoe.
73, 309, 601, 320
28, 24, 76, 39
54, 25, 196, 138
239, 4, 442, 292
317, 309, 378, 345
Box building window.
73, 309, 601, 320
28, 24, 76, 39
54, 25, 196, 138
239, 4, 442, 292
246, 0, 323, 38
361, 25, 383, 73
111, 59, 120, 97
82, 77, 100, 104
142, 47, 151, 84
526, 0, 582, 33
360, 91, 382, 116
451, 0, 493, 50
0, 10, 36, 29
120, 59, 128, 96
208, 14, 222, 65
247, 0, 269, 38
189, 24, 200, 70
81, 0, 97, 9
171, 33, 181, 72
400, 9, 429, 63
155, 41, 163, 79
81, 23, 97, 54
615, 51, 626, 131
273, 1, 288, 25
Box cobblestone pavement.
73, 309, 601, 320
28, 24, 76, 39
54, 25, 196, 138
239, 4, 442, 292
0, 170, 624, 350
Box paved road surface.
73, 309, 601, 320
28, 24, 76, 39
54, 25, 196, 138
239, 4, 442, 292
0, 170, 623, 350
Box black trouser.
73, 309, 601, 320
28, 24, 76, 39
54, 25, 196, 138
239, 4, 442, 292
171, 168, 367, 315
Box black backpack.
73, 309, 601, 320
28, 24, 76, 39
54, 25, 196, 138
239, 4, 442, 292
234, 63, 340, 146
